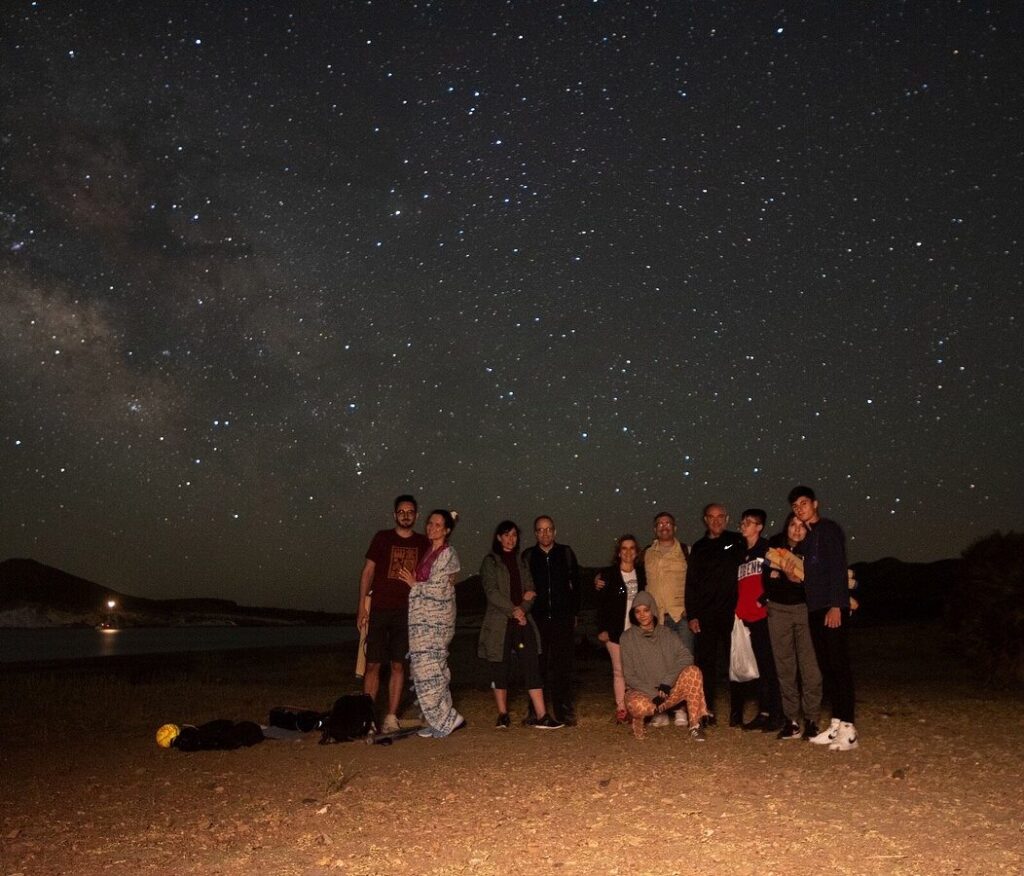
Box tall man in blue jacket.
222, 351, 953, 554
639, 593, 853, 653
523, 515, 581, 726
789, 485, 858, 751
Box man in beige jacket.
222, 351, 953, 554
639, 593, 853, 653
642, 511, 692, 727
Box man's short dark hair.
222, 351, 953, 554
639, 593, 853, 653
394, 494, 417, 511
787, 485, 816, 505
741, 508, 767, 527
533, 515, 554, 531
653, 511, 675, 524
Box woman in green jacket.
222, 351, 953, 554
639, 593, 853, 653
478, 520, 563, 730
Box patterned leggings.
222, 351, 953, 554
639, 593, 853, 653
625, 665, 708, 739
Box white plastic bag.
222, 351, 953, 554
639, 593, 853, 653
729, 615, 759, 682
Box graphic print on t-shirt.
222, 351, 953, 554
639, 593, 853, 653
387, 545, 420, 581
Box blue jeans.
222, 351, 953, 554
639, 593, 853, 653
663, 614, 695, 656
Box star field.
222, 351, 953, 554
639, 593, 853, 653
1, 2, 1021, 610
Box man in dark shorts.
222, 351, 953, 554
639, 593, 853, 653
356, 495, 431, 734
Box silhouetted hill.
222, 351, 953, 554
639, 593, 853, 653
0, 558, 350, 628
3, 555, 952, 629
851, 556, 960, 621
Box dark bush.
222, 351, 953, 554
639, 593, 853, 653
947, 532, 1024, 687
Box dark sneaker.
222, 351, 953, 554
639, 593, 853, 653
742, 713, 770, 731
495, 713, 511, 730
700, 713, 718, 729
777, 721, 802, 740
689, 725, 707, 742
802, 720, 820, 741
532, 714, 565, 730
763, 716, 785, 734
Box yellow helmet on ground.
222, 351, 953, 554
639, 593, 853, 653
155, 723, 180, 748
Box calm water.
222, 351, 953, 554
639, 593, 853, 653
0, 625, 358, 664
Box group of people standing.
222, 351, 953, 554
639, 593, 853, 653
356, 497, 581, 737
354, 484, 858, 751
594, 486, 858, 750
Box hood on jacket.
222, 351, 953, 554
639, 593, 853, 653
629, 590, 660, 627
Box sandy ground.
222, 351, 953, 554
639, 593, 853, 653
1, 620, 1022, 876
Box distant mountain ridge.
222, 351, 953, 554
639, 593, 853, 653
1, 554, 959, 629
0, 558, 350, 628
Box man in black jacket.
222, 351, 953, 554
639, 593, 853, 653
686, 503, 744, 726
523, 515, 581, 725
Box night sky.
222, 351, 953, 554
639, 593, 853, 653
2, 2, 1021, 612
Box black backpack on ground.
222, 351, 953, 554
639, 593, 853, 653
319, 693, 376, 744
268, 706, 325, 733
174, 719, 265, 751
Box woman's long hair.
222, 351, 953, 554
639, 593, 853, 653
772, 511, 807, 550
610, 534, 641, 567
491, 519, 520, 555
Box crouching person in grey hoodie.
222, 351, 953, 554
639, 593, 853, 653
620, 591, 709, 741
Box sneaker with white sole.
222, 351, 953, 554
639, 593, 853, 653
829, 722, 859, 751
673, 709, 689, 727
777, 721, 802, 740
381, 714, 401, 735
809, 717, 840, 745
650, 713, 670, 727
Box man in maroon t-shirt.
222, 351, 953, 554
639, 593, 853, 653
356, 494, 431, 734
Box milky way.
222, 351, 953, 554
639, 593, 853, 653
1, 2, 1021, 610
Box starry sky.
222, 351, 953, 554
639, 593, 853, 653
1, 2, 1021, 612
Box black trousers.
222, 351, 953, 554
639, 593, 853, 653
490, 623, 543, 690
693, 617, 731, 715
730, 618, 784, 720
536, 615, 576, 719
808, 607, 855, 723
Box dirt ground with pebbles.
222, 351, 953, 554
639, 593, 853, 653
2, 620, 1022, 876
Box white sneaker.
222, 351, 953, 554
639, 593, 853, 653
650, 713, 670, 727
829, 722, 859, 751
381, 713, 401, 735
809, 717, 840, 745
673, 709, 689, 727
